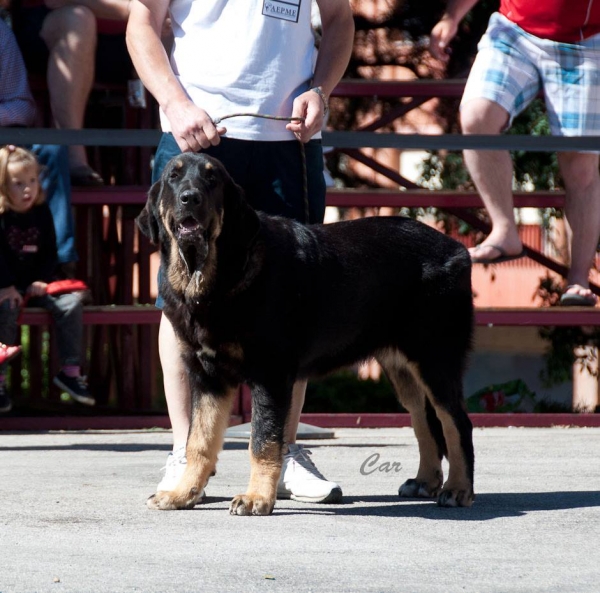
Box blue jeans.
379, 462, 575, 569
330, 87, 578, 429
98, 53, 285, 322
0, 293, 84, 374
32, 144, 78, 264
153, 133, 327, 307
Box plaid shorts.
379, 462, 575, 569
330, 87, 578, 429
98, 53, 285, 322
461, 12, 600, 136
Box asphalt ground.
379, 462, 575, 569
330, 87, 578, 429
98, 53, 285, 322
1, 426, 599, 593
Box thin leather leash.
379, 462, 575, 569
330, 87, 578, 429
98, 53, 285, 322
212, 113, 310, 224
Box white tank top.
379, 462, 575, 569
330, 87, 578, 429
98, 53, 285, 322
162, 0, 318, 141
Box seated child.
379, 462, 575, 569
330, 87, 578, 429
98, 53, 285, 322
0, 145, 93, 413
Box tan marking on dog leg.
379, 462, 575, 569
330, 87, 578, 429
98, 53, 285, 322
398, 356, 473, 507
378, 351, 443, 498
431, 405, 474, 507
148, 388, 237, 511
229, 441, 282, 516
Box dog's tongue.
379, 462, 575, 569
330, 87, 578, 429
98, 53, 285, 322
179, 218, 200, 233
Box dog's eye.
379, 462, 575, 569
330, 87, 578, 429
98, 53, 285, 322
169, 170, 179, 181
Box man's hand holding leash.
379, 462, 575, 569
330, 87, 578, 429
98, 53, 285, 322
286, 87, 328, 143
164, 100, 227, 153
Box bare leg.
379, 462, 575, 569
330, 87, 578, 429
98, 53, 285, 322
40, 6, 96, 171
460, 98, 523, 260
158, 314, 191, 450
557, 152, 600, 302
284, 379, 307, 445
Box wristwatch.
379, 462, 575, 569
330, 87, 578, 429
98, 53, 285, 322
310, 86, 329, 115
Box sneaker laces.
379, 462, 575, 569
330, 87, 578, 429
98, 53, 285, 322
75, 375, 88, 390
287, 446, 327, 481
161, 446, 187, 473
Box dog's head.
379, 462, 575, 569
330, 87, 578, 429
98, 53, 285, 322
137, 152, 260, 298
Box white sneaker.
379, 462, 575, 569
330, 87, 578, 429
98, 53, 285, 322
277, 444, 342, 503
156, 447, 205, 499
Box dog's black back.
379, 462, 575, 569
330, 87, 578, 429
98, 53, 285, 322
232, 214, 473, 381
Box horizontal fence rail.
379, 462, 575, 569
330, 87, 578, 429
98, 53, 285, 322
3, 127, 600, 152
18, 306, 600, 328
71, 186, 568, 209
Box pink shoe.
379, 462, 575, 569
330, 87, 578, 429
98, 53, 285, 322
0, 343, 22, 366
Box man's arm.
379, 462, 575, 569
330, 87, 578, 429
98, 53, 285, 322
430, 0, 480, 62
287, 0, 354, 142
312, 0, 354, 101
126, 0, 224, 152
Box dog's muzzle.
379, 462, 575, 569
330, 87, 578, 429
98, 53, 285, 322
175, 214, 209, 275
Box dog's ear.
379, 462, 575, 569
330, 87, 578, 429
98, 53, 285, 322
136, 180, 161, 245
222, 174, 260, 252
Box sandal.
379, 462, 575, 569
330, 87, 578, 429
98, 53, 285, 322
70, 165, 104, 187
559, 285, 598, 307
470, 244, 525, 265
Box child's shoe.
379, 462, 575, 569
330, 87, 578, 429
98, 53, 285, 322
53, 371, 95, 406
0, 343, 21, 366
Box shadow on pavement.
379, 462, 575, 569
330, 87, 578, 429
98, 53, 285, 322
303, 491, 600, 520
169, 491, 600, 520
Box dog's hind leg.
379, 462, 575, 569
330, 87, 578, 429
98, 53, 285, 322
380, 349, 474, 506
412, 356, 474, 507
421, 370, 474, 507
378, 350, 445, 500
229, 380, 290, 516
148, 387, 237, 510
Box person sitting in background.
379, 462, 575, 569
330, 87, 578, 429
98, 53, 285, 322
0, 13, 78, 277
430, 0, 600, 307
0, 145, 93, 413
11, 0, 133, 186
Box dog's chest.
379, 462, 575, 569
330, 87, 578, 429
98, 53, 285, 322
190, 325, 244, 374
195, 340, 217, 360
192, 327, 218, 361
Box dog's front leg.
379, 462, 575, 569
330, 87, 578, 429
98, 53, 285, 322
229, 382, 289, 516
148, 387, 237, 510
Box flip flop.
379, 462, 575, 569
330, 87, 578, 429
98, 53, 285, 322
559, 285, 598, 307
470, 244, 525, 265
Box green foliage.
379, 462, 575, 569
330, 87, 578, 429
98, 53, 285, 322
509, 99, 559, 193
420, 99, 559, 192
537, 276, 600, 388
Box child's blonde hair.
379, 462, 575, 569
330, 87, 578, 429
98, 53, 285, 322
0, 145, 45, 214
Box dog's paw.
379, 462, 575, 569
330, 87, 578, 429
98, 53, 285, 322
398, 478, 441, 499
146, 488, 202, 511
229, 494, 275, 516
437, 488, 475, 508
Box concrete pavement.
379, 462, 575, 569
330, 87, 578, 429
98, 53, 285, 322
1, 426, 599, 593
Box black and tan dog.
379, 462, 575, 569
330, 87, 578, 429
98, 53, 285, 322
137, 152, 475, 515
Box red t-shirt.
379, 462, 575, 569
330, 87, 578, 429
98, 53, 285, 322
500, 0, 600, 42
